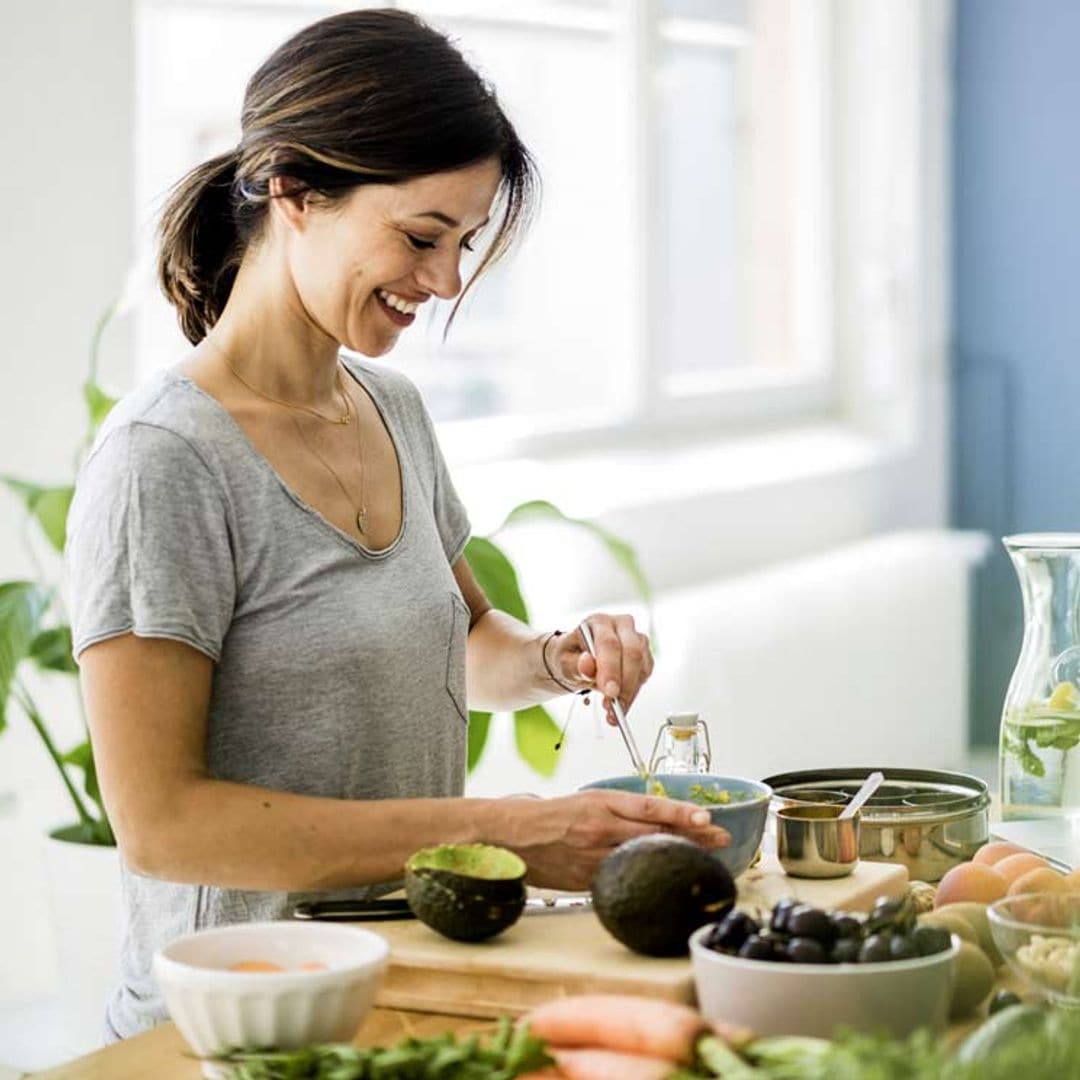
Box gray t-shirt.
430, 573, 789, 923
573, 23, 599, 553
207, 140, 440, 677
66, 356, 471, 1041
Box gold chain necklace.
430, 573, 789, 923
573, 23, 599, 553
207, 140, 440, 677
203, 337, 369, 536
289, 409, 369, 536
221, 354, 353, 426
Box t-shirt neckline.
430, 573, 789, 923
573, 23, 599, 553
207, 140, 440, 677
168, 357, 409, 561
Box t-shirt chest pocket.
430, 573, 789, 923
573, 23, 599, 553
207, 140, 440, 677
445, 592, 470, 723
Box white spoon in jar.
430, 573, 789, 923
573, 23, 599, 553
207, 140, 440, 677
839, 771, 884, 820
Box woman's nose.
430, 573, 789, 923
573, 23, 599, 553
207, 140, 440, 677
416, 248, 462, 301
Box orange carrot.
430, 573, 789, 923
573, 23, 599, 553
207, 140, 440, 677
549, 1048, 676, 1080
523, 994, 707, 1065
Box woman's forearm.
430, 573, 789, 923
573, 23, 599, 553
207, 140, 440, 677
131, 779, 511, 891
465, 609, 570, 712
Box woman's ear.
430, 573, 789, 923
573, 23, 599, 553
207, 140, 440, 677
268, 174, 312, 232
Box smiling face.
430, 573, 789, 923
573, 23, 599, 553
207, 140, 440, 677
278, 157, 502, 357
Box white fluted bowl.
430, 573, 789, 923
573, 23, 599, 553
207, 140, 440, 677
154, 921, 389, 1077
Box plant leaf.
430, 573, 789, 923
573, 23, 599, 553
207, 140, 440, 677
513, 704, 561, 777
1, 478, 75, 554
467, 710, 492, 772
502, 500, 654, 608
49, 821, 114, 846
30, 625, 78, 675
464, 536, 529, 622
83, 380, 117, 433
0, 582, 51, 733
57, 742, 113, 844
61, 741, 103, 808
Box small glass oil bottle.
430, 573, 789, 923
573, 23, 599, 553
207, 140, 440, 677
648, 712, 712, 775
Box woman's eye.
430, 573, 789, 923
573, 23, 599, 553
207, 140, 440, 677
405, 233, 436, 251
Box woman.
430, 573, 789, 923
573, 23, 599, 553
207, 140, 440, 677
67, 8, 729, 1041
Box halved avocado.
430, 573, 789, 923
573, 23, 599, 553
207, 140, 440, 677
591, 834, 736, 956
404, 843, 527, 942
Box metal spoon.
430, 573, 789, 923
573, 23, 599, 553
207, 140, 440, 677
578, 621, 650, 781
839, 770, 884, 820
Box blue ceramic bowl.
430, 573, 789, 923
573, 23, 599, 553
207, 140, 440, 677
580, 773, 772, 880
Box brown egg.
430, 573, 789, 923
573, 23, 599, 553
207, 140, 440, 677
993, 853, 1049, 887
972, 841, 1028, 866
228, 960, 285, 973
933, 862, 1008, 908
1007, 866, 1068, 897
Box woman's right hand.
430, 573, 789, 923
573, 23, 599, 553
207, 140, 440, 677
500, 789, 731, 891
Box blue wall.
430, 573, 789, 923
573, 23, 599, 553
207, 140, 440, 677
953, 0, 1080, 745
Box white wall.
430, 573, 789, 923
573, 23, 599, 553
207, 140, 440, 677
0, 0, 134, 1004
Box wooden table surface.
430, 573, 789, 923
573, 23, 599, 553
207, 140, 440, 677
21, 861, 975, 1078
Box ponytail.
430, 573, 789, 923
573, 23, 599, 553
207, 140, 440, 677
157, 149, 242, 345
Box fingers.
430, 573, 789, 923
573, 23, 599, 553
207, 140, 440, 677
604, 791, 731, 848
577, 614, 653, 720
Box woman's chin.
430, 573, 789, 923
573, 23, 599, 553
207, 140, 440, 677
343, 333, 398, 359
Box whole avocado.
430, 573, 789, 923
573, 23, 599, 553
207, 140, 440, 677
591, 834, 736, 957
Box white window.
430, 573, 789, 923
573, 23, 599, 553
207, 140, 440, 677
134, 1, 836, 456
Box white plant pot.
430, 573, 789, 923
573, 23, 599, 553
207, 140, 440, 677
42, 830, 122, 1053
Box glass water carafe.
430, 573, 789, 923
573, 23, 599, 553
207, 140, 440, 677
649, 712, 711, 775
1001, 534, 1080, 820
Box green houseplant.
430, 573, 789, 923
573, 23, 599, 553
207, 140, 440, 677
0, 301, 120, 846
0, 303, 653, 846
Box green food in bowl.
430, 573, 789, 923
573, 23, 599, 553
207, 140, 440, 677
405, 843, 527, 943
648, 779, 755, 805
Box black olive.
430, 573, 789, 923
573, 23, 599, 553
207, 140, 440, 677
911, 925, 952, 957
738, 935, 780, 962
867, 896, 915, 935
831, 938, 862, 964
989, 990, 1023, 1015
707, 911, 759, 953
770, 898, 799, 934
865, 897, 904, 933
830, 914, 864, 940
785, 936, 829, 964
786, 905, 835, 945
858, 933, 892, 964
889, 935, 919, 961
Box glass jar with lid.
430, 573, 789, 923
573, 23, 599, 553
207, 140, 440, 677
648, 712, 712, 775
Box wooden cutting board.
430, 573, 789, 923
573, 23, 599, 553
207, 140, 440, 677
366, 856, 908, 1018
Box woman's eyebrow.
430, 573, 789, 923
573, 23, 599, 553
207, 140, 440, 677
412, 210, 490, 231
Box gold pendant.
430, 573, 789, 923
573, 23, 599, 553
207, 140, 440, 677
356, 508, 368, 534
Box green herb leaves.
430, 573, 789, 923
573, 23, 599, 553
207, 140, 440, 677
216, 1018, 553, 1080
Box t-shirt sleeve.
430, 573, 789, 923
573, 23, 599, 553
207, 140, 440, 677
427, 414, 471, 565
66, 422, 237, 663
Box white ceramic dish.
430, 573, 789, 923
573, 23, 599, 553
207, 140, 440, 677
154, 920, 389, 1078
690, 924, 959, 1039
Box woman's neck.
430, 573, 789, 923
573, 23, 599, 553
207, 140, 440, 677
202, 249, 343, 408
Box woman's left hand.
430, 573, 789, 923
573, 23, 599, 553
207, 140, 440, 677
548, 614, 654, 724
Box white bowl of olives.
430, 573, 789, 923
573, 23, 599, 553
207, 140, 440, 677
690, 896, 959, 1039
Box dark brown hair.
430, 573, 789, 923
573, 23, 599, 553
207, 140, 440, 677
158, 8, 538, 344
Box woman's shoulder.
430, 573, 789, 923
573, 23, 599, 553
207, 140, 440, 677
83, 366, 236, 479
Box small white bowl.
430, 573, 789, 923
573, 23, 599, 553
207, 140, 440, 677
690, 925, 959, 1039
154, 921, 389, 1078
